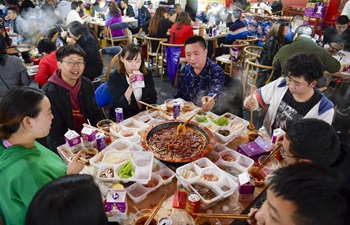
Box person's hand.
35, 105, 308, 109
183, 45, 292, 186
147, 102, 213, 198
244, 95, 256, 110
201, 95, 215, 112
61, 31, 68, 38
247, 208, 259, 225
128, 73, 136, 83
66, 37, 76, 45
66, 151, 85, 174
103, 198, 117, 217
330, 42, 344, 51
5, 15, 9, 21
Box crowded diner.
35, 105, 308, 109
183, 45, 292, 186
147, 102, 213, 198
1, 0, 350, 224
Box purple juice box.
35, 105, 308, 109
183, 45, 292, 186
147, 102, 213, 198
132, 71, 145, 88
81, 127, 97, 148
238, 172, 255, 201
237, 136, 271, 161
106, 188, 127, 222
64, 130, 83, 153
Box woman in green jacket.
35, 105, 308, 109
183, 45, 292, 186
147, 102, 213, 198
0, 87, 84, 225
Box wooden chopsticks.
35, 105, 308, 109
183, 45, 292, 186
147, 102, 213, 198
254, 144, 282, 174
144, 194, 167, 225
192, 213, 251, 219
138, 101, 169, 114
82, 123, 119, 139
61, 147, 89, 164
183, 93, 217, 126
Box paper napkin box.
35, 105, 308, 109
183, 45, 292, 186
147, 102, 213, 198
238, 172, 255, 201
237, 136, 270, 161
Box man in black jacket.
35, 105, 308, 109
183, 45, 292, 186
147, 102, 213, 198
132, 0, 150, 34
42, 45, 102, 153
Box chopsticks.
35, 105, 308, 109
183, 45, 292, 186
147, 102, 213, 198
61, 147, 89, 164
254, 144, 282, 174
144, 194, 167, 225
192, 213, 251, 219
176, 94, 217, 135
138, 101, 169, 114
185, 94, 217, 124
82, 123, 119, 139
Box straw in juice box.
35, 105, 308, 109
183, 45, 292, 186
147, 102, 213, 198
132, 70, 145, 89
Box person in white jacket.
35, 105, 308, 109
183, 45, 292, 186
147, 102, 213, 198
244, 53, 334, 136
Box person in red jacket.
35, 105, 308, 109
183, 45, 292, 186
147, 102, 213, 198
35, 39, 58, 87
169, 12, 194, 57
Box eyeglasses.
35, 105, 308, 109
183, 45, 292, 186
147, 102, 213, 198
280, 147, 301, 159
62, 60, 85, 67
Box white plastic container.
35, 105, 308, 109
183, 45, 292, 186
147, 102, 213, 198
97, 150, 154, 184
125, 159, 175, 203
176, 158, 237, 208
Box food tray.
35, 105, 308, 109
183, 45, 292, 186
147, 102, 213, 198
176, 158, 238, 207
192, 112, 249, 143
97, 150, 154, 184
125, 159, 175, 203
138, 112, 168, 125
90, 139, 143, 169
209, 143, 254, 181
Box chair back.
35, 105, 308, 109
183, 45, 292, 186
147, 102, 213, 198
109, 22, 129, 30
243, 58, 275, 97
95, 82, 113, 108
160, 42, 186, 86
243, 46, 263, 61
223, 41, 249, 64
107, 22, 130, 46
98, 46, 122, 81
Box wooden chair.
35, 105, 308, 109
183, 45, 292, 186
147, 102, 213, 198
215, 41, 249, 77
239, 36, 259, 46
160, 41, 186, 86
243, 58, 275, 98
132, 28, 146, 45
105, 22, 131, 46
51, 32, 58, 43
243, 45, 263, 67
97, 46, 123, 82
144, 36, 168, 77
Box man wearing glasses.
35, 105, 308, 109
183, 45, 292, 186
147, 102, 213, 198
278, 118, 350, 181
42, 45, 102, 153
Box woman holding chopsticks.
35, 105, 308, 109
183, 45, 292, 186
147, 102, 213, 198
0, 87, 85, 225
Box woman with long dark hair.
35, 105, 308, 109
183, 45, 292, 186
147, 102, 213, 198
0, 24, 12, 47
104, 1, 124, 37
108, 43, 157, 119
147, 7, 174, 52
169, 11, 194, 57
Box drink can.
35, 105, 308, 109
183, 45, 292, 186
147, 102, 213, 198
158, 217, 172, 225
115, 107, 124, 123
96, 132, 107, 151
185, 192, 200, 217
173, 101, 181, 119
